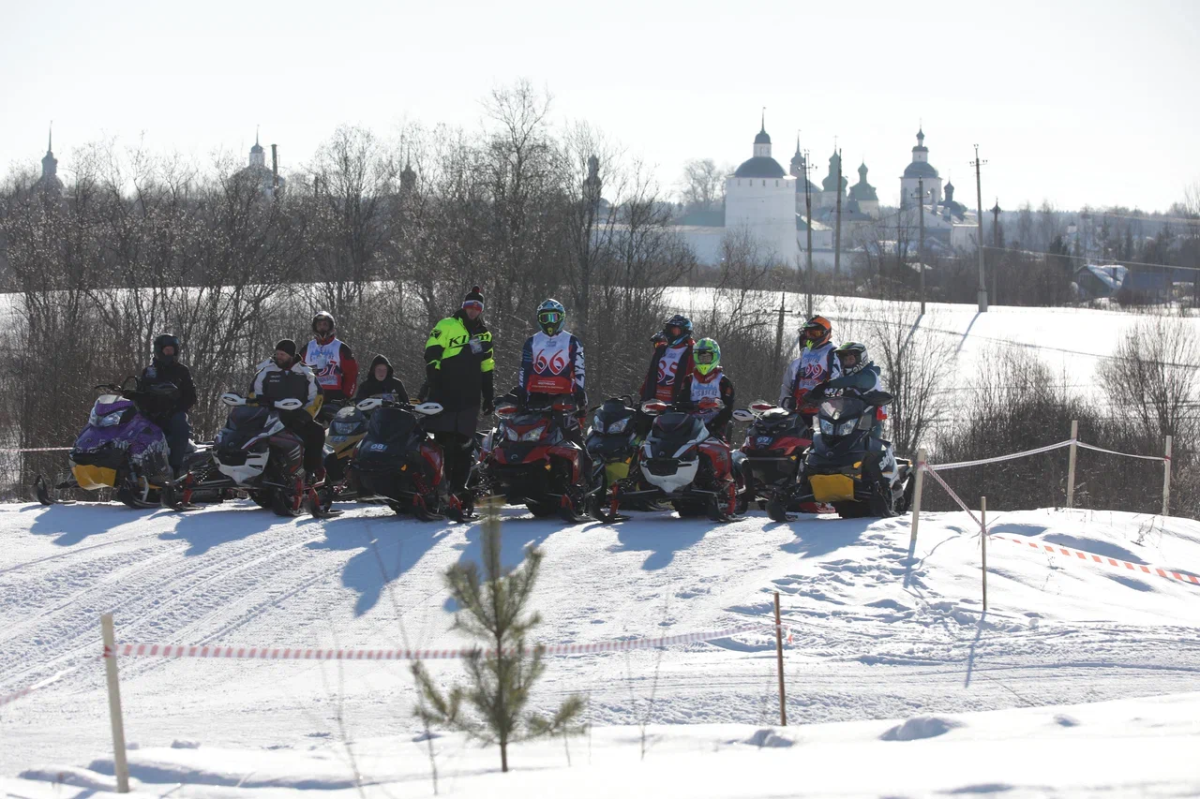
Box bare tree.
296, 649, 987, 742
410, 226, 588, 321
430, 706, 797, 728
678, 158, 724, 211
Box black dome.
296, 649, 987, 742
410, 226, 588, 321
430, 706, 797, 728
903, 161, 940, 179
754, 129, 771, 145
734, 157, 786, 179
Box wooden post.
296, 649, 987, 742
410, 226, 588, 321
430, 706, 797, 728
1162, 435, 1172, 517
980, 497, 988, 612
774, 591, 786, 727
909, 449, 926, 548
101, 614, 131, 793
1066, 420, 1078, 509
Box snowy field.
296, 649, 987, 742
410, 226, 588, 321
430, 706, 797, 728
2, 498, 1199, 796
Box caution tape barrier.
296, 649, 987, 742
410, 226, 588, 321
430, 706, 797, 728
1, 447, 72, 454
109, 622, 768, 662
992, 535, 1199, 587
0, 670, 72, 709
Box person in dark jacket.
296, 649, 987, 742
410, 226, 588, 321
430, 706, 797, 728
139, 334, 197, 476
250, 339, 326, 485
355, 354, 410, 403
420, 287, 495, 502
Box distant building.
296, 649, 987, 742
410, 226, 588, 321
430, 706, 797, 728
234, 132, 285, 198
722, 119, 799, 265
900, 127, 943, 206
32, 128, 63, 196
848, 161, 879, 218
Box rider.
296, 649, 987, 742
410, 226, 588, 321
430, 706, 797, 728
641, 314, 695, 404
304, 311, 358, 417
815, 341, 896, 485
139, 334, 197, 477
250, 339, 325, 485
421, 286, 495, 506
779, 314, 840, 423
355, 354, 410, 404
685, 338, 735, 440
516, 299, 586, 440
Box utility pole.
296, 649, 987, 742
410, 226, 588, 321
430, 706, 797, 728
834, 148, 843, 277
991, 199, 1002, 305
804, 148, 814, 317
971, 145, 988, 312
917, 177, 926, 315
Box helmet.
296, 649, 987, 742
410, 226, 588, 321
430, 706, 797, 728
834, 341, 870, 375
694, 338, 721, 377
662, 314, 693, 346
801, 315, 832, 349
312, 311, 335, 336
537, 299, 566, 336
153, 334, 181, 364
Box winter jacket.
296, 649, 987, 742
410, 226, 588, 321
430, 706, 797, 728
303, 337, 358, 402
423, 311, 495, 412
138, 358, 197, 423
250, 359, 322, 418
818, 363, 885, 437
517, 330, 585, 405
355, 355, 410, 403
780, 341, 841, 409
640, 340, 695, 404
684, 368, 735, 437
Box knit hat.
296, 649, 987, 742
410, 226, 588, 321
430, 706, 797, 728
462, 286, 485, 311
275, 339, 297, 359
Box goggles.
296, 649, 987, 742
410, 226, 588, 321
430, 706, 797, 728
838, 353, 858, 367
695, 350, 716, 364
665, 325, 682, 339
538, 311, 562, 324
804, 325, 826, 338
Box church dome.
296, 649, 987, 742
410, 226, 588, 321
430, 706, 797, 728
902, 160, 939, 179
754, 129, 771, 146
734, 156, 786, 179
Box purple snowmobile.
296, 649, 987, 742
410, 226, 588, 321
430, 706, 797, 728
34, 377, 177, 508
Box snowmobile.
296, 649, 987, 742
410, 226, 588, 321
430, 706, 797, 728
319, 402, 372, 504
162, 393, 318, 518
34, 378, 176, 509
583, 395, 642, 522
479, 395, 591, 522
733, 400, 826, 522
339, 398, 447, 520
792, 387, 913, 519
619, 398, 745, 522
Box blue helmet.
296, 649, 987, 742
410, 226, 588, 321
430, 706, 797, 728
662, 314, 693, 346
537, 298, 566, 336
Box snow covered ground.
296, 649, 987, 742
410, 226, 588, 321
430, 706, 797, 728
2, 498, 1198, 795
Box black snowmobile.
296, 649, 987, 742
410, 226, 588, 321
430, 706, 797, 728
340, 398, 447, 520
793, 387, 913, 519
584, 395, 642, 522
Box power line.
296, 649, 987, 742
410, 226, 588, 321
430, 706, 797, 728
982, 245, 1200, 273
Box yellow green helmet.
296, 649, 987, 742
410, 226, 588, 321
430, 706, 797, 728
694, 338, 721, 376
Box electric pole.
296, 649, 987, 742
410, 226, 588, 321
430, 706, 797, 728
917, 177, 926, 315
971, 144, 988, 312
991, 199, 1002, 305
834, 148, 843, 277
804, 148, 814, 317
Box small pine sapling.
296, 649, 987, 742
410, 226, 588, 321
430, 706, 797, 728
411, 496, 584, 772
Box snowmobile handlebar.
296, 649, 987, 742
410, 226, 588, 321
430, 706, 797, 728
640, 397, 724, 416
354, 397, 443, 416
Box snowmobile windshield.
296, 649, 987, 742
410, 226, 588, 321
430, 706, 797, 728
222, 406, 273, 446
330, 408, 368, 437
367, 407, 419, 444
819, 397, 870, 423
651, 412, 704, 445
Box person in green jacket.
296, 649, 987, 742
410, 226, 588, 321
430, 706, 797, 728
421, 286, 495, 507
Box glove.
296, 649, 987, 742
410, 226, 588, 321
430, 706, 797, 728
482, 398, 495, 415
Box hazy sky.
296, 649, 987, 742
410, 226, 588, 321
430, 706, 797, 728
3, 0, 1197, 212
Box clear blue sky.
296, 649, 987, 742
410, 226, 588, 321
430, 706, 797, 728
3, 0, 1197, 212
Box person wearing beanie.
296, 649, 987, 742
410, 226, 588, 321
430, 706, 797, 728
354, 354, 410, 403
421, 286, 495, 511
249, 338, 326, 485
138, 334, 197, 476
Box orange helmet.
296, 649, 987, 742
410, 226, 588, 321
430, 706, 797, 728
801, 315, 832, 348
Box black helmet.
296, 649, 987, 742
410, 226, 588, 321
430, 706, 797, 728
662, 314, 693, 346
153, 334, 181, 365
834, 341, 870, 375
312, 311, 335, 336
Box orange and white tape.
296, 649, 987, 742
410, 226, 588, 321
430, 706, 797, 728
992, 535, 1199, 588
108, 622, 766, 662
